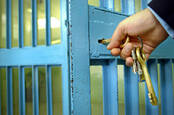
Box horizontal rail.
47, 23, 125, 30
0, 45, 65, 66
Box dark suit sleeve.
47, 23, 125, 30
148, 0, 174, 29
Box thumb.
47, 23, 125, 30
107, 24, 127, 50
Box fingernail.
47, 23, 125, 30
107, 44, 111, 49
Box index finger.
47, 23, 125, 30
107, 24, 127, 50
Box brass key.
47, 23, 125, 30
98, 36, 130, 48
136, 47, 158, 105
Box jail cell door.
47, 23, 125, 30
0, 0, 70, 115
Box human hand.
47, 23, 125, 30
107, 8, 168, 66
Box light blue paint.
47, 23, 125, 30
32, 0, 37, 47
69, 0, 91, 114
0, 70, 1, 115
100, 0, 106, 8
89, 6, 127, 59
121, 0, 135, 14
0, 46, 65, 66
19, 67, 25, 115
124, 62, 139, 115
150, 37, 174, 58
45, 0, 51, 46
159, 59, 174, 115
18, 0, 24, 48
141, 0, 148, 9
145, 59, 159, 115
6, 67, 13, 115
46, 66, 53, 115
107, 0, 114, 10
100, 0, 114, 10
60, 0, 70, 114
32, 66, 39, 115
0, 0, 71, 114
102, 60, 118, 115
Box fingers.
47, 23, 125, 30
110, 43, 134, 67
107, 23, 127, 50
120, 43, 134, 67
120, 43, 133, 59
126, 57, 134, 66
110, 48, 121, 56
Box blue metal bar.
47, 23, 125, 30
6, 0, 12, 49
62, 63, 70, 115
46, 65, 53, 115
69, 0, 91, 114
0, 69, 1, 115
102, 59, 118, 115
6, 67, 13, 115
32, 0, 37, 47
100, 0, 106, 8
108, 0, 114, 10
145, 59, 159, 115
121, 0, 135, 15
19, 67, 25, 115
100, 0, 114, 10
60, 0, 71, 114
141, 0, 148, 9
159, 59, 174, 115
32, 66, 39, 115
18, 0, 24, 48
45, 0, 51, 46
124, 63, 139, 115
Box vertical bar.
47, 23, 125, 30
19, 67, 25, 115
121, 0, 135, 15
32, 0, 37, 47
145, 59, 159, 115
46, 66, 53, 115
6, 67, 13, 115
32, 66, 39, 115
108, 0, 115, 10
100, 0, 114, 10
159, 59, 174, 115
141, 0, 151, 9
0, 0, 1, 48
102, 60, 118, 115
100, 0, 106, 8
45, 0, 51, 46
70, 0, 91, 114
18, 0, 24, 48
6, 0, 12, 48
124, 62, 139, 115
61, 0, 71, 114
62, 63, 70, 115
0, 69, 1, 115
141, 0, 148, 9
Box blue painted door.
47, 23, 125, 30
88, 0, 174, 115
0, 0, 70, 115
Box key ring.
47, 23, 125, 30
120, 36, 130, 48
137, 36, 143, 51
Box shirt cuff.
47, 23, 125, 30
148, 6, 174, 38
